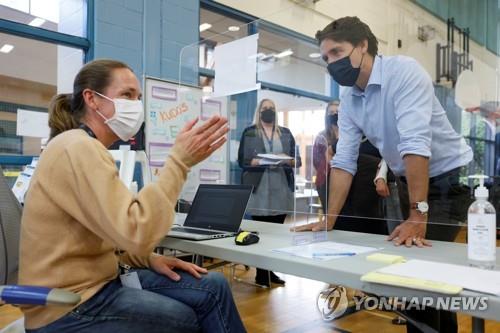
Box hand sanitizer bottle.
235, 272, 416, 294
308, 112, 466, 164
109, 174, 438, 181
468, 175, 496, 269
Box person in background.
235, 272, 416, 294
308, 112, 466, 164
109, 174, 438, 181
465, 105, 500, 236
238, 98, 301, 287
333, 138, 386, 234
313, 100, 383, 320
465, 105, 500, 175
374, 159, 404, 234
19, 59, 246, 333
313, 100, 339, 213
314, 100, 385, 234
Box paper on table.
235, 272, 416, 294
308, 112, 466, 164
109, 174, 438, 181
377, 259, 500, 296
272, 241, 378, 261
258, 153, 293, 160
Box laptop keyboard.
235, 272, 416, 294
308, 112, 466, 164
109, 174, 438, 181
171, 227, 223, 235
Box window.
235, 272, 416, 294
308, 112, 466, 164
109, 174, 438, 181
0, 32, 84, 155
0, 0, 88, 160
199, 3, 335, 204
257, 89, 327, 182
199, 8, 248, 70
257, 27, 329, 96
0, 0, 87, 37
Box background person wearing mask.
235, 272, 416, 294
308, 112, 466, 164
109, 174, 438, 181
314, 101, 385, 234
313, 100, 339, 213
238, 98, 301, 287
294, 16, 473, 333
19, 59, 246, 333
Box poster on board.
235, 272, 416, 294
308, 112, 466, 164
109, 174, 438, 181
144, 77, 229, 201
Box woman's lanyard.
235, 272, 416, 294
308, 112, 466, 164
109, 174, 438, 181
79, 124, 97, 139
78, 123, 141, 286
262, 125, 275, 153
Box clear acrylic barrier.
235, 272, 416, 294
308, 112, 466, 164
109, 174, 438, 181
171, 1, 500, 247
177, 6, 341, 244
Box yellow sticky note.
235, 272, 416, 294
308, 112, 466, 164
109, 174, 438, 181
361, 272, 463, 295
366, 253, 406, 264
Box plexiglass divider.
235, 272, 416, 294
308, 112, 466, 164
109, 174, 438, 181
169, 2, 500, 249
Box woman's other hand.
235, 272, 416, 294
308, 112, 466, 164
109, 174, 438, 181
149, 254, 207, 281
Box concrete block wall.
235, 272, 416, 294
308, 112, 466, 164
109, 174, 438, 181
94, 0, 199, 85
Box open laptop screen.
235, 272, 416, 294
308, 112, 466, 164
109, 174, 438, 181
184, 184, 253, 232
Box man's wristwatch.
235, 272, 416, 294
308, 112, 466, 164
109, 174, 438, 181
411, 201, 429, 216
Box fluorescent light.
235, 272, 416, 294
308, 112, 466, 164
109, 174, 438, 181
0, 44, 14, 54
199, 23, 212, 32
248, 52, 265, 60
228, 25, 240, 32
309, 52, 321, 58
28, 18, 45, 27
275, 49, 293, 58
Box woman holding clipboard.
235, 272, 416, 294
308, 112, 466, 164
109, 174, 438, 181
238, 98, 301, 287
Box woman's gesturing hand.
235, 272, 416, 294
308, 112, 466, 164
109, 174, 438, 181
172, 116, 229, 167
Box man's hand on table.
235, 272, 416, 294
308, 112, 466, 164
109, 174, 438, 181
387, 213, 432, 248
290, 217, 335, 232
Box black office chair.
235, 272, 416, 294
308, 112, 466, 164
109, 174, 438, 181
0, 166, 80, 332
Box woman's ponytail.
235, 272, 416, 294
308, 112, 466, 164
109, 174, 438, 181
48, 93, 79, 140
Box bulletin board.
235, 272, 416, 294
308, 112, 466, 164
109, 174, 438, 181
144, 77, 229, 201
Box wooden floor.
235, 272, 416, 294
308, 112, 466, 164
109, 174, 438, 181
2, 265, 499, 332
228, 267, 500, 333
2, 229, 499, 332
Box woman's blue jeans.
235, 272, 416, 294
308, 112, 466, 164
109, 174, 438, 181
27, 270, 246, 333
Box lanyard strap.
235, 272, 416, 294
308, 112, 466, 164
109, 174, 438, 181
262, 125, 275, 153
79, 124, 97, 139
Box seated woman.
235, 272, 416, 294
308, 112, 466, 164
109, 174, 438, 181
18, 59, 246, 333
238, 98, 301, 287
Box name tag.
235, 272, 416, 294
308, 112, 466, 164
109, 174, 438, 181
120, 271, 142, 289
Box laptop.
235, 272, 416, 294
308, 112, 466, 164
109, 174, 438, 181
168, 184, 253, 241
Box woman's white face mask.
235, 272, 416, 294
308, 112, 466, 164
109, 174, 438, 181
93, 91, 144, 141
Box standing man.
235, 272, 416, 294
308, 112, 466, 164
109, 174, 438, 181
294, 17, 473, 333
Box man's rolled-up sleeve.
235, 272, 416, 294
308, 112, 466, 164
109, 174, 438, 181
393, 60, 433, 159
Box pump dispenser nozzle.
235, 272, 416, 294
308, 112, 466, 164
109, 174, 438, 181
468, 175, 489, 199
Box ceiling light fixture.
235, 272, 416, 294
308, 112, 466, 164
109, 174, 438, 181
228, 26, 240, 32
29, 18, 46, 27
249, 52, 266, 60
199, 23, 212, 32
0, 44, 14, 54
275, 49, 293, 58
309, 52, 321, 58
